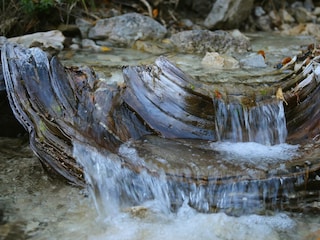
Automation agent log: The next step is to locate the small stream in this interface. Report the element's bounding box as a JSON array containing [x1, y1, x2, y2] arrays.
[[1, 33, 320, 239]]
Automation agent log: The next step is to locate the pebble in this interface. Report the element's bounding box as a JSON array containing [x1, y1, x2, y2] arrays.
[[240, 53, 267, 68], [201, 52, 239, 69]]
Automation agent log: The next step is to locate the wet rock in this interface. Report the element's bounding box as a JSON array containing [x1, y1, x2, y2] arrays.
[[279, 9, 296, 24], [252, 6, 271, 31], [269, 10, 283, 28], [0, 36, 7, 46], [282, 23, 320, 39], [133, 40, 170, 54], [126, 206, 149, 219], [304, 0, 315, 11], [182, 0, 213, 15], [169, 30, 251, 54], [8, 30, 65, 54], [313, 7, 320, 16], [201, 52, 239, 69], [204, 0, 254, 29], [81, 39, 101, 51], [75, 18, 94, 39], [57, 24, 81, 38], [254, 6, 266, 17], [88, 13, 167, 47], [240, 53, 267, 68], [291, 6, 315, 23], [81, 39, 112, 52], [180, 19, 194, 29]]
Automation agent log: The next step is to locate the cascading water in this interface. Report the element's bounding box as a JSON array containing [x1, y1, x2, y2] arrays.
[[73, 141, 172, 217], [213, 99, 287, 145], [73, 99, 300, 216]]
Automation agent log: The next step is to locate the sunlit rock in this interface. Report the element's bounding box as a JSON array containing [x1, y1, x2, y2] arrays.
[[281, 23, 320, 39], [201, 52, 239, 69], [279, 9, 295, 23], [8, 30, 65, 54], [240, 53, 267, 68], [88, 13, 167, 47], [204, 0, 254, 29], [170, 30, 251, 54]]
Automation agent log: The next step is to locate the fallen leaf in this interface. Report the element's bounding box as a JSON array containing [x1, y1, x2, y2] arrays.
[[276, 87, 288, 105]]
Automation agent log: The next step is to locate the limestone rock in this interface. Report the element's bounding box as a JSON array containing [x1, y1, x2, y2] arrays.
[[279, 9, 295, 24], [291, 6, 314, 23], [8, 30, 65, 54], [204, 0, 254, 29], [170, 30, 251, 54], [282, 23, 320, 39], [201, 52, 239, 69], [88, 13, 167, 47], [76, 18, 94, 39], [240, 53, 267, 68]]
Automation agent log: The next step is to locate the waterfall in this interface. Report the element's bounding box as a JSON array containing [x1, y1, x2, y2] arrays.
[[73, 141, 171, 217], [213, 100, 287, 145], [73, 100, 297, 216]]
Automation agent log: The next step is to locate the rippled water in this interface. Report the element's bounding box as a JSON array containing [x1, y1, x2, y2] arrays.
[[1, 33, 320, 239]]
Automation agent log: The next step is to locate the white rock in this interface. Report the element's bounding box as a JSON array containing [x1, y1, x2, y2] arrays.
[[8, 30, 65, 53], [201, 52, 239, 69], [240, 53, 267, 68]]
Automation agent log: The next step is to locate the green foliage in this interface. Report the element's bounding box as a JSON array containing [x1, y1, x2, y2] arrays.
[[19, 0, 95, 15], [20, 0, 55, 13]]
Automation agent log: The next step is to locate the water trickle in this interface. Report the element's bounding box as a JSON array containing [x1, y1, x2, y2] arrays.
[[73, 141, 171, 217], [213, 100, 287, 145]]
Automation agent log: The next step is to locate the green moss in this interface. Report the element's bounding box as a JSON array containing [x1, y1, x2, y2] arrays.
[[259, 88, 269, 96]]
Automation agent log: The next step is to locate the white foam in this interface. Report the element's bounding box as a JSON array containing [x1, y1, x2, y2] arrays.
[[210, 141, 300, 164], [73, 140, 299, 240], [88, 204, 296, 240]]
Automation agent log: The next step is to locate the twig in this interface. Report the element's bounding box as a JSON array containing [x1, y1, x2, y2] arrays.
[[140, 0, 153, 18], [168, 9, 178, 22]]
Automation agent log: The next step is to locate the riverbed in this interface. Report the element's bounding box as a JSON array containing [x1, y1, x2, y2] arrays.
[[1, 33, 320, 240]]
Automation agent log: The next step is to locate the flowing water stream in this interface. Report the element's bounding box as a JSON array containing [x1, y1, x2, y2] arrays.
[[1, 33, 320, 239]]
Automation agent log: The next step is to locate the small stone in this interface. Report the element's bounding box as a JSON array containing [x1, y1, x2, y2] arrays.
[[254, 6, 266, 17], [255, 15, 272, 31], [304, 0, 314, 11], [202, 52, 224, 69], [126, 206, 149, 219], [279, 9, 295, 23], [240, 53, 267, 68], [313, 7, 320, 16], [201, 52, 239, 69], [69, 43, 80, 50], [81, 39, 100, 51], [76, 18, 94, 39], [180, 19, 194, 29], [292, 6, 314, 23]]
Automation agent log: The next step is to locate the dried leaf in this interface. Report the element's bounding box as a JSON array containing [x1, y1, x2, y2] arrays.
[[276, 87, 288, 105]]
